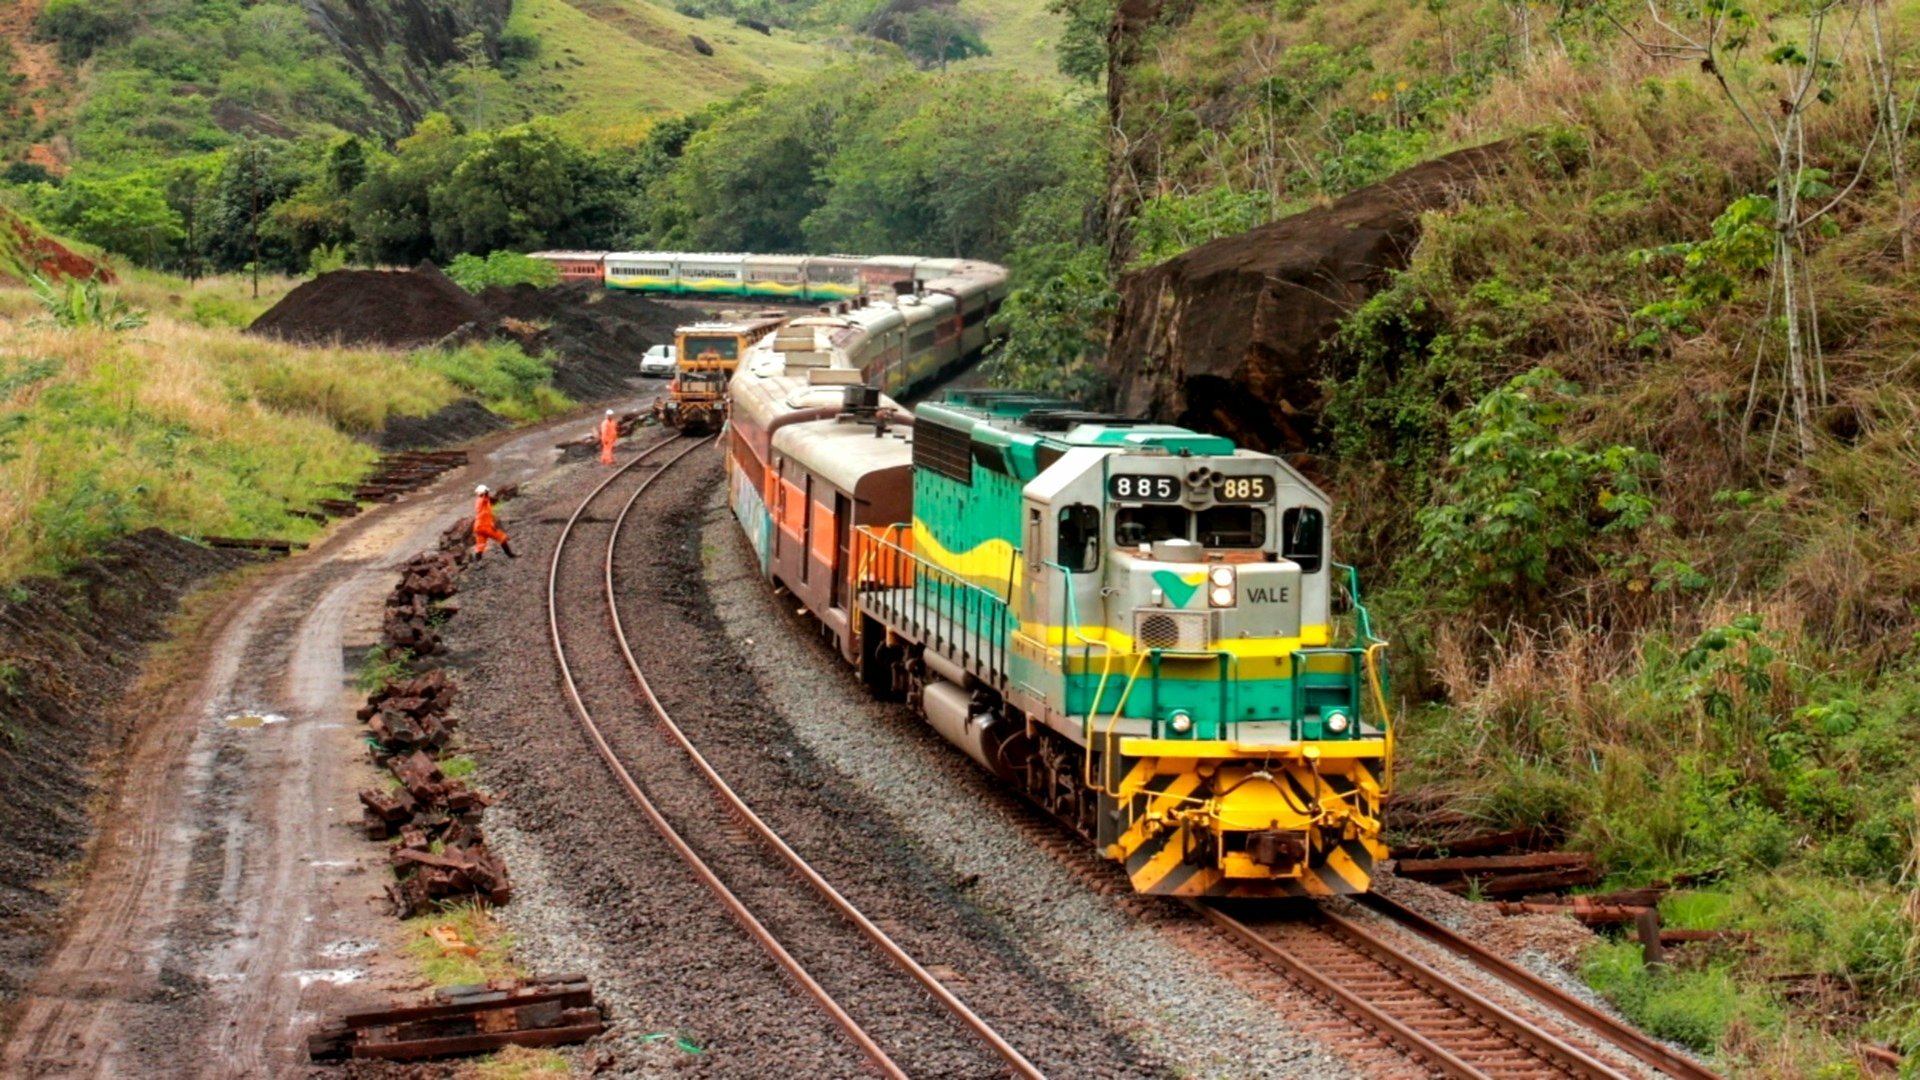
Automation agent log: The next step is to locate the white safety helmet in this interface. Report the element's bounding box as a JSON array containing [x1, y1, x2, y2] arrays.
[[606, 408, 615, 416], [475, 484, 489, 496]]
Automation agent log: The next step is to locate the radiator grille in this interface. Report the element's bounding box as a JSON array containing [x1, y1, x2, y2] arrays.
[[1134, 610, 1210, 651]]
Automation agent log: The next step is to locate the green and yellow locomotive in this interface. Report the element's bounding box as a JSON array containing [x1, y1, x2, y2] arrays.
[[729, 379, 1392, 897]]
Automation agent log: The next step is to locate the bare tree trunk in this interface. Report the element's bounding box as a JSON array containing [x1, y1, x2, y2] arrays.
[[1869, 0, 1913, 267]]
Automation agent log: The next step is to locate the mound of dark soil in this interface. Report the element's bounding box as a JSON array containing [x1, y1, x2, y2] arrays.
[[369, 398, 509, 452], [0, 531, 254, 1003], [249, 261, 492, 349], [255, 268, 686, 447], [477, 281, 683, 401]]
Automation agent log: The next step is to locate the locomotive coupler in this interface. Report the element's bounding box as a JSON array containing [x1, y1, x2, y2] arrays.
[[1247, 828, 1308, 869]]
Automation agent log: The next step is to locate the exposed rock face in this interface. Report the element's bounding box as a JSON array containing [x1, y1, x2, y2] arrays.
[[298, 0, 512, 126], [1103, 142, 1511, 455]]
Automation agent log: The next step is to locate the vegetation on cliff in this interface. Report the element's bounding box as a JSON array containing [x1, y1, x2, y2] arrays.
[[1078, 0, 1920, 1068]]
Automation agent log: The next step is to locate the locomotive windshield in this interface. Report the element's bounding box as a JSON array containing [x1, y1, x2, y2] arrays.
[[682, 335, 741, 359], [1114, 506, 1267, 548]]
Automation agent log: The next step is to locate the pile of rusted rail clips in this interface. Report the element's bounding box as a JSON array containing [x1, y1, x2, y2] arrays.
[[355, 545, 513, 917], [309, 975, 602, 1063], [383, 550, 460, 657]]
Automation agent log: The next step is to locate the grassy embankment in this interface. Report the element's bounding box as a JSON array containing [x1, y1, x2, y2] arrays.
[[0, 272, 570, 584], [1106, 0, 1920, 1071], [1342, 29, 1920, 1079]]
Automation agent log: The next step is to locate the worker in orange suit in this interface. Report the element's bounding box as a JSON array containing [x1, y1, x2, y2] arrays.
[[472, 484, 516, 558], [598, 409, 619, 465]]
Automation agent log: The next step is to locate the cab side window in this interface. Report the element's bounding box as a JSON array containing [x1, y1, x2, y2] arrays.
[[1281, 507, 1324, 573], [1057, 505, 1100, 572]]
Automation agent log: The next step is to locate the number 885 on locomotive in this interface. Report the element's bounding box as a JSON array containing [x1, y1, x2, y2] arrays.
[[839, 392, 1394, 898]]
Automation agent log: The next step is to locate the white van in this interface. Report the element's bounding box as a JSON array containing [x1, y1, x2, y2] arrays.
[[640, 343, 676, 377]]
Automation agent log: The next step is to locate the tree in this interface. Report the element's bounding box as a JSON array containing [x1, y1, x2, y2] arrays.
[[36, 0, 137, 65], [1049, 0, 1112, 84], [657, 69, 881, 251], [1611, 0, 1903, 461], [805, 72, 1092, 259], [449, 31, 512, 131], [428, 121, 583, 255], [349, 114, 470, 265], [40, 172, 184, 266], [161, 154, 224, 279], [898, 9, 989, 70]]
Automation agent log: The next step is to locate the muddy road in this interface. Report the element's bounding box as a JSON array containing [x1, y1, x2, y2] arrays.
[[0, 391, 661, 1079]]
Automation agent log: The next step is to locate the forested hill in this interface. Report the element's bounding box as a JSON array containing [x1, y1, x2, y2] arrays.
[[0, 0, 1064, 171]]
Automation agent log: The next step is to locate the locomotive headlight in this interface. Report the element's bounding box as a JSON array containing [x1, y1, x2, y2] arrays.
[[1324, 710, 1351, 734], [1169, 710, 1194, 734], [1208, 566, 1235, 608]]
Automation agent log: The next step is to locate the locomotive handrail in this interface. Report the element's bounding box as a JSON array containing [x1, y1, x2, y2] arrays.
[[857, 530, 1010, 681]]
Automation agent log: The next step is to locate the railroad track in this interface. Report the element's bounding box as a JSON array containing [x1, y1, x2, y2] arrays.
[[545, 433, 1044, 1080], [1200, 900, 1720, 1080]]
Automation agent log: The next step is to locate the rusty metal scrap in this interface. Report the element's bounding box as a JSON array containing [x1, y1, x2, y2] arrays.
[[307, 976, 601, 1062], [1397, 850, 1602, 895]]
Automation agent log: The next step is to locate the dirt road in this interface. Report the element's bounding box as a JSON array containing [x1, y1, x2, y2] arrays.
[[0, 397, 659, 1078]]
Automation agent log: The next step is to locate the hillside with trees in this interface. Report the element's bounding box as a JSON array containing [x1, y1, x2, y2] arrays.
[[1001, 0, 1919, 1071]]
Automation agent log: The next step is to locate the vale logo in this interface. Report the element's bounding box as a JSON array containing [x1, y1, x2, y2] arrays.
[[1151, 570, 1207, 608]]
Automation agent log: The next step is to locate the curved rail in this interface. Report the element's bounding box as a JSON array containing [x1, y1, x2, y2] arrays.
[[548, 432, 1045, 1079], [1361, 894, 1721, 1080], [1199, 902, 1633, 1079], [546, 435, 908, 1079], [601, 440, 1046, 1080]]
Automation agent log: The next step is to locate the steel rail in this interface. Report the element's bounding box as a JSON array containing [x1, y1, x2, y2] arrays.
[[1314, 905, 1630, 1078], [1200, 902, 1635, 1079], [1196, 902, 1492, 1080], [602, 442, 1048, 1080], [545, 434, 910, 1080], [1362, 893, 1723, 1080]]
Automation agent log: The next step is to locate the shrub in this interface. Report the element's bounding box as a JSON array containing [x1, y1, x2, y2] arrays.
[[29, 275, 148, 332], [444, 250, 561, 293], [36, 0, 137, 65], [1414, 367, 1659, 609], [1582, 939, 1780, 1052]]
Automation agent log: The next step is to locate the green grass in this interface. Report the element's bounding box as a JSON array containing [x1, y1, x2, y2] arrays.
[[0, 287, 569, 583], [950, 0, 1067, 83], [401, 902, 520, 988], [506, 0, 838, 141], [464, 1047, 574, 1080], [1582, 939, 1782, 1054], [438, 755, 479, 780]]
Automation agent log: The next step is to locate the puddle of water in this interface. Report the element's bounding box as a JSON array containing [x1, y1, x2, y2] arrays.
[[223, 712, 290, 729], [319, 940, 379, 960], [292, 968, 366, 988]]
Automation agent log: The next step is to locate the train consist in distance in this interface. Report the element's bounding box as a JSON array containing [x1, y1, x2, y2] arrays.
[[724, 325, 1394, 898], [529, 250, 1010, 434]]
